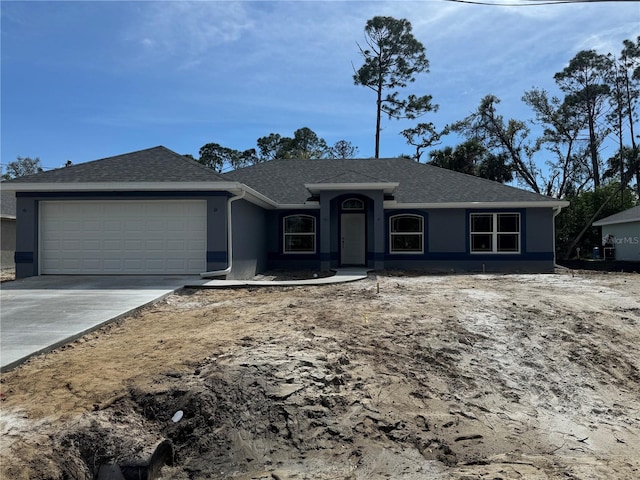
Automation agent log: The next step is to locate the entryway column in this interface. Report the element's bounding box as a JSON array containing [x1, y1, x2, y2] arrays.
[[320, 194, 332, 271], [372, 191, 385, 270]]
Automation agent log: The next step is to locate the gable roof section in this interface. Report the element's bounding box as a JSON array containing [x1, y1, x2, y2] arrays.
[[593, 205, 640, 226], [6, 146, 225, 184], [224, 158, 565, 206]]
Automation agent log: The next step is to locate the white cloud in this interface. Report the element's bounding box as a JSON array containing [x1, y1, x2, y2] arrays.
[[120, 2, 255, 70]]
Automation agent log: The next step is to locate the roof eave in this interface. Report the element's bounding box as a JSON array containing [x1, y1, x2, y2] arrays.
[[0, 181, 241, 192], [593, 218, 640, 227], [1, 181, 281, 209], [384, 200, 571, 209], [305, 182, 399, 195]]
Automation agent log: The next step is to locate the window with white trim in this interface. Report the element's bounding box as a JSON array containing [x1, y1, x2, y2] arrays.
[[390, 214, 424, 253], [470, 213, 520, 253], [283, 215, 316, 253]]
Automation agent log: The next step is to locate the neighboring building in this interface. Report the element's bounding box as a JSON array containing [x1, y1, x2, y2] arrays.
[[2, 146, 569, 279], [593, 205, 640, 262], [0, 189, 17, 270]]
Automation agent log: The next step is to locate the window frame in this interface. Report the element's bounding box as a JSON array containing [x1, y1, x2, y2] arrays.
[[389, 214, 424, 254], [470, 212, 521, 254], [283, 214, 316, 254], [341, 198, 365, 211]]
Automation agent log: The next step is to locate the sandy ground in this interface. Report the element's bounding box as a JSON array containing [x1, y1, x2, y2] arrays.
[[1, 270, 639, 479], [0, 268, 15, 283]]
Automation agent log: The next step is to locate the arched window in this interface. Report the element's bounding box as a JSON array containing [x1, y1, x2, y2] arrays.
[[389, 214, 423, 253], [283, 215, 316, 253], [342, 198, 364, 210]]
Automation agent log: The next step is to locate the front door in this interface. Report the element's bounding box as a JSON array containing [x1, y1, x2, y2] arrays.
[[341, 213, 366, 265]]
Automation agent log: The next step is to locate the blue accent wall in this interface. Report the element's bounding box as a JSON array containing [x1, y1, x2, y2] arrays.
[[14, 196, 38, 278], [266, 209, 321, 271], [383, 207, 556, 273]]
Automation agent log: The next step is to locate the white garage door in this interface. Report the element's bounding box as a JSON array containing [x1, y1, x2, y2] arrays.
[[40, 200, 207, 274]]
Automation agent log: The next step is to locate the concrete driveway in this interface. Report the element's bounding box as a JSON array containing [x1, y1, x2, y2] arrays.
[[1, 275, 199, 371]]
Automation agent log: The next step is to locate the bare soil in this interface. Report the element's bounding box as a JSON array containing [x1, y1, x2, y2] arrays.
[[0, 268, 15, 283], [1, 270, 639, 479]]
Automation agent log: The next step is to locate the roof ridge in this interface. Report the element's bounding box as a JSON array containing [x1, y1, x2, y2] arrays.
[[418, 161, 557, 201], [10, 145, 171, 180], [157, 146, 227, 180], [316, 168, 391, 183]]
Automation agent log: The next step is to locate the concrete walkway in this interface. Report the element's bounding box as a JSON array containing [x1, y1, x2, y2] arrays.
[[187, 268, 371, 288], [0, 270, 370, 371], [0, 275, 196, 371]]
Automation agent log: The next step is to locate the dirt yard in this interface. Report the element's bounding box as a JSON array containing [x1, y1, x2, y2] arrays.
[[1, 270, 639, 479]]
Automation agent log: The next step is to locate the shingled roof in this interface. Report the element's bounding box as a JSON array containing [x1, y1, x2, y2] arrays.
[[593, 205, 640, 226], [6, 146, 225, 184], [224, 158, 561, 205]]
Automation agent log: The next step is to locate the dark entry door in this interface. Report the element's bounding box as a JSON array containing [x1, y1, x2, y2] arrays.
[[340, 213, 366, 265]]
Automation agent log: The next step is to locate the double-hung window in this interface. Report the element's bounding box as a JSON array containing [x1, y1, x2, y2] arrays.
[[389, 214, 424, 253], [470, 213, 520, 253], [283, 215, 316, 253]]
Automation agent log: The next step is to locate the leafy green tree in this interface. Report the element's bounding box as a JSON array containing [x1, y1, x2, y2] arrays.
[[256, 133, 288, 161], [429, 139, 512, 183], [199, 129, 359, 170], [554, 50, 613, 188], [605, 37, 640, 196], [522, 88, 591, 197], [198, 143, 257, 172], [401, 122, 443, 162], [604, 146, 640, 197], [353, 16, 435, 158], [328, 140, 359, 159], [556, 182, 637, 260], [257, 127, 329, 160], [290, 127, 328, 159], [2, 156, 43, 180], [452, 95, 542, 193]]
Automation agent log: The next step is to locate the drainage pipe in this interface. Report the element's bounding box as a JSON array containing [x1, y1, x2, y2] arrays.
[[200, 190, 246, 278], [552, 205, 564, 269]]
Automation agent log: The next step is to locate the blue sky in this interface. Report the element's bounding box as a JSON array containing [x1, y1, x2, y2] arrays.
[[1, 0, 638, 174]]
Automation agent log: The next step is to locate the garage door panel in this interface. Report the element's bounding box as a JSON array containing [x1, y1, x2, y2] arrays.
[[145, 239, 163, 250], [40, 200, 207, 274]]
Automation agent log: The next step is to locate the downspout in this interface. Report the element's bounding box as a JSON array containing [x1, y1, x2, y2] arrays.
[[200, 190, 246, 278], [552, 205, 564, 269]]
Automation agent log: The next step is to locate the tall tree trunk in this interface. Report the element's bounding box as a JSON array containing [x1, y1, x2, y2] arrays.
[[624, 73, 636, 152], [588, 112, 600, 187], [375, 80, 382, 159]]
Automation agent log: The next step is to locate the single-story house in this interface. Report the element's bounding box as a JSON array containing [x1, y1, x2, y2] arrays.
[[592, 205, 640, 262], [0, 189, 17, 270], [2, 146, 569, 279]]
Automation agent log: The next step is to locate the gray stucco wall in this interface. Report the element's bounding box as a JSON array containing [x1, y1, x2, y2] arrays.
[[228, 198, 267, 279], [1, 218, 16, 270], [601, 222, 640, 261]]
